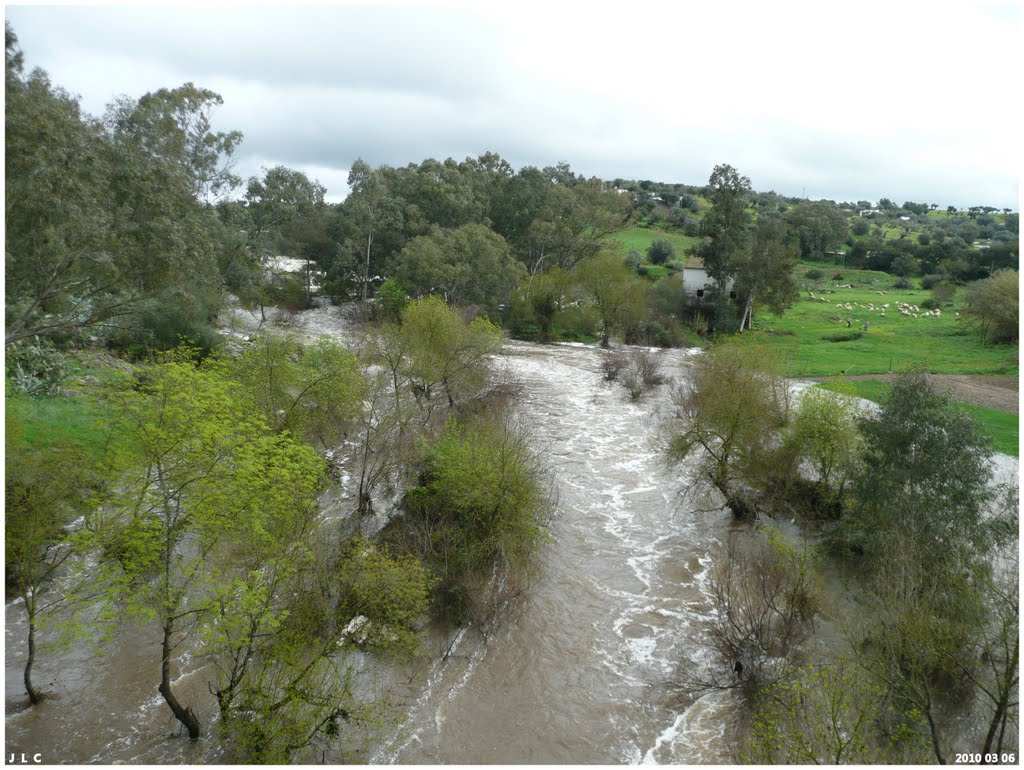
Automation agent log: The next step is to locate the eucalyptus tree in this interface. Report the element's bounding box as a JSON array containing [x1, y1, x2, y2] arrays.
[[5, 25, 127, 345], [387, 223, 525, 313], [694, 163, 753, 293], [346, 159, 403, 302]]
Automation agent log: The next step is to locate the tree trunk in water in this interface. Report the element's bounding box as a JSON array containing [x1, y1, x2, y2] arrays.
[[709, 471, 757, 520], [25, 611, 41, 705], [159, 621, 201, 740]]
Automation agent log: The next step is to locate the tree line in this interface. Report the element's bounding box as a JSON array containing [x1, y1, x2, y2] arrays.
[[666, 346, 1018, 763], [6, 24, 552, 760]]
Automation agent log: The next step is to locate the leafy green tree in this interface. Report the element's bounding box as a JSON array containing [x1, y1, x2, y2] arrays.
[[398, 296, 503, 411], [5, 27, 127, 345], [746, 660, 930, 764], [843, 371, 1007, 568], [244, 165, 328, 256], [576, 251, 648, 347], [107, 82, 242, 202], [84, 360, 295, 740], [785, 385, 863, 503], [5, 412, 101, 704], [346, 159, 403, 302], [962, 269, 1019, 344], [525, 177, 634, 277], [396, 415, 549, 623], [646, 239, 675, 265], [733, 217, 799, 331], [227, 333, 366, 447], [694, 164, 752, 293], [667, 342, 791, 519], [387, 223, 525, 313], [785, 201, 849, 260], [839, 372, 1015, 761]]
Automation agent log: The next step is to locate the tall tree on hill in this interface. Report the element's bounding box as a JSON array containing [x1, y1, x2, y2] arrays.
[[785, 201, 848, 260], [524, 177, 634, 288], [346, 159, 402, 302], [107, 82, 243, 203], [695, 164, 753, 293], [733, 217, 799, 331]]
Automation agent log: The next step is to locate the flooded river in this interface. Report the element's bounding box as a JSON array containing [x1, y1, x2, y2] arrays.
[[5, 304, 1017, 763]]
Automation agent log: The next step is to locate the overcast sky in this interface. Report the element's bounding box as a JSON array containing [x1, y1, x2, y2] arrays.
[[5, 1, 1021, 208]]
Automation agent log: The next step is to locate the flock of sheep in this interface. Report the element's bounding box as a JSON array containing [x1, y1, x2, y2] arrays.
[[807, 288, 957, 322]]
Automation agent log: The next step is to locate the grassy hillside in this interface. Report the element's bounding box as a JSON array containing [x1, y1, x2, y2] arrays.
[[743, 267, 1018, 377], [610, 227, 698, 259]]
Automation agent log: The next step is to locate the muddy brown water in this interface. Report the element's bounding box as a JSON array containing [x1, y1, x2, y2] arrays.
[[6, 305, 1017, 764]]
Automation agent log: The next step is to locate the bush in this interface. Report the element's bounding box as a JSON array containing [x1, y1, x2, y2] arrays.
[[5, 338, 69, 397], [619, 349, 666, 401], [374, 277, 408, 322], [646, 239, 676, 266], [831, 273, 844, 281], [699, 527, 821, 691], [600, 351, 626, 382], [821, 331, 863, 342], [893, 276, 912, 289], [624, 250, 643, 272], [920, 273, 944, 290], [394, 416, 550, 625], [805, 269, 823, 281], [109, 299, 222, 359]]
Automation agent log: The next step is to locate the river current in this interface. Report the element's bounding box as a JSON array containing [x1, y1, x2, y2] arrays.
[[4, 304, 1017, 764]]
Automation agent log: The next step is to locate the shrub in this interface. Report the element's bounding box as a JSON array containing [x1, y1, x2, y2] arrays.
[[831, 272, 844, 281], [619, 349, 666, 401], [821, 331, 863, 342], [920, 273, 944, 290], [374, 277, 408, 322], [395, 416, 550, 625], [805, 269, 824, 281], [624, 250, 643, 272], [5, 338, 69, 397], [646, 239, 676, 266], [600, 351, 627, 382], [893, 276, 912, 289]]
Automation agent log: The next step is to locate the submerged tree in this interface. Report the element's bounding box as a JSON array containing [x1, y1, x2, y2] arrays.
[[5, 414, 99, 704], [666, 342, 791, 519], [85, 360, 293, 740]]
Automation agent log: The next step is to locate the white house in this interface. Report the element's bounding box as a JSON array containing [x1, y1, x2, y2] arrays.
[[683, 256, 734, 298]]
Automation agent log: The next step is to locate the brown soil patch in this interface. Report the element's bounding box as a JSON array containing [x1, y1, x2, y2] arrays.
[[804, 373, 1019, 414]]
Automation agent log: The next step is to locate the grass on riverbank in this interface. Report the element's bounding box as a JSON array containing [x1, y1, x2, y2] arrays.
[[815, 379, 1018, 457]]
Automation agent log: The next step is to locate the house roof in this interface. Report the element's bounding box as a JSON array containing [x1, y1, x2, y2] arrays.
[[685, 256, 705, 269]]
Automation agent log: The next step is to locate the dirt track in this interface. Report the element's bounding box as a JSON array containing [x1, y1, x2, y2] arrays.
[[805, 373, 1019, 414]]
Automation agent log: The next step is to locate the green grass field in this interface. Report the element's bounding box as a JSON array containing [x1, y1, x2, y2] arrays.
[[744, 267, 1018, 378], [7, 393, 110, 453], [815, 379, 1018, 457], [610, 227, 698, 259]]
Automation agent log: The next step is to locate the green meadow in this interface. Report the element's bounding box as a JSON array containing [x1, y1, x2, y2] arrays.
[[610, 227, 698, 260], [815, 378, 1019, 457], [743, 267, 1017, 378]]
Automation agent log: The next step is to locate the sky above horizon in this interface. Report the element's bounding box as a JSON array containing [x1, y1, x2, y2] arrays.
[[5, 1, 1021, 208]]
